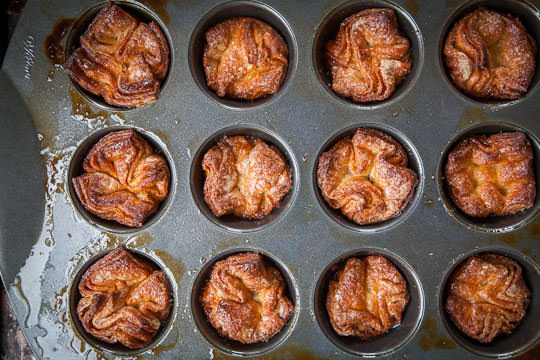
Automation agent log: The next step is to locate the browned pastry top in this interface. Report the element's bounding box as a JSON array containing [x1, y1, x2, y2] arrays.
[[326, 8, 411, 103], [202, 136, 291, 219], [444, 7, 536, 100], [64, 2, 170, 108], [203, 17, 288, 100], [326, 256, 409, 339], [77, 247, 172, 348], [445, 132, 535, 217], [201, 252, 294, 344], [72, 129, 170, 227], [445, 254, 530, 343], [317, 128, 418, 225]]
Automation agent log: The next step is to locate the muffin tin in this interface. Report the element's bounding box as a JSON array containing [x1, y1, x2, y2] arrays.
[[0, 0, 539, 359]]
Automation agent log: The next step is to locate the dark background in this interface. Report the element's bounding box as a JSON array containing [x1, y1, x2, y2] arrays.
[[1, 1, 36, 359]]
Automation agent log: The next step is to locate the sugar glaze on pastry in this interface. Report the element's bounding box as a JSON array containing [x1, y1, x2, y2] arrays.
[[202, 136, 291, 219], [326, 8, 411, 103], [326, 256, 410, 338], [317, 128, 417, 225], [445, 253, 530, 343], [201, 252, 294, 344], [77, 247, 172, 348]]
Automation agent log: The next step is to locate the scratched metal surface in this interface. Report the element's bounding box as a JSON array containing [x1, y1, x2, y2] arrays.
[[0, 0, 539, 359]]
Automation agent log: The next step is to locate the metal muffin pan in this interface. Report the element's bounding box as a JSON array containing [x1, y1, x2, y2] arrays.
[[0, 0, 539, 359]]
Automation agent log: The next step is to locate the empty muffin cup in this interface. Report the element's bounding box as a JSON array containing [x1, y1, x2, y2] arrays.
[[312, 0, 424, 109], [68, 247, 177, 356], [439, 247, 540, 357], [190, 248, 299, 356], [438, 0, 540, 107], [188, 0, 298, 110], [314, 248, 424, 356], [437, 122, 540, 233], [67, 126, 176, 233], [313, 123, 424, 233], [64, 0, 174, 111], [190, 124, 299, 233]]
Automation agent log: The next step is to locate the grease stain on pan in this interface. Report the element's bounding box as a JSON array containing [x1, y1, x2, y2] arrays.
[[44, 17, 75, 80], [150, 326, 179, 357], [491, 217, 540, 246], [138, 0, 172, 25], [210, 344, 328, 360], [404, 0, 420, 16], [151, 128, 171, 147], [456, 107, 488, 132], [125, 232, 154, 249], [69, 86, 126, 130], [419, 317, 457, 351], [150, 249, 185, 286]]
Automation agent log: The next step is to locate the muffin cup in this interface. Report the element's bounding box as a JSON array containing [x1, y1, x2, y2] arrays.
[[437, 122, 540, 233], [188, 0, 298, 110], [64, 0, 174, 111], [313, 248, 425, 356], [439, 247, 540, 358], [190, 248, 299, 356], [438, 0, 540, 108], [67, 125, 176, 233], [68, 247, 177, 356], [189, 124, 299, 233], [312, 123, 424, 233], [312, 0, 424, 110]]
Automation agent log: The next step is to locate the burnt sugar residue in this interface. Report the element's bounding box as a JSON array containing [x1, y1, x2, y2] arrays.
[[212, 345, 328, 360], [139, 0, 171, 25], [492, 217, 540, 246], [419, 317, 457, 351], [150, 326, 179, 357], [126, 232, 154, 249], [69, 86, 125, 128], [456, 107, 488, 132], [215, 238, 241, 252], [152, 129, 171, 148], [45, 18, 75, 69], [404, 0, 420, 16]]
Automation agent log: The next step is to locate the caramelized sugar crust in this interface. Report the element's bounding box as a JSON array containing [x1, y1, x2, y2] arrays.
[[445, 132, 535, 217], [317, 128, 418, 225], [202, 136, 291, 219], [326, 8, 412, 103], [326, 256, 410, 339], [444, 7, 536, 100], [65, 3, 170, 108], [445, 254, 530, 343], [203, 17, 288, 100], [77, 247, 172, 348], [72, 129, 170, 227], [201, 252, 294, 344]]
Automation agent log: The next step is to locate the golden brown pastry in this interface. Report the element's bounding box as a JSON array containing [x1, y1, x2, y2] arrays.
[[65, 2, 170, 108], [327, 256, 409, 338], [201, 252, 294, 344], [326, 8, 411, 103], [203, 17, 288, 100], [317, 128, 417, 225], [72, 129, 170, 227], [444, 7, 536, 100], [202, 136, 291, 219], [445, 254, 530, 343], [445, 132, 535, 217], [77, 247, 172, 348]]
